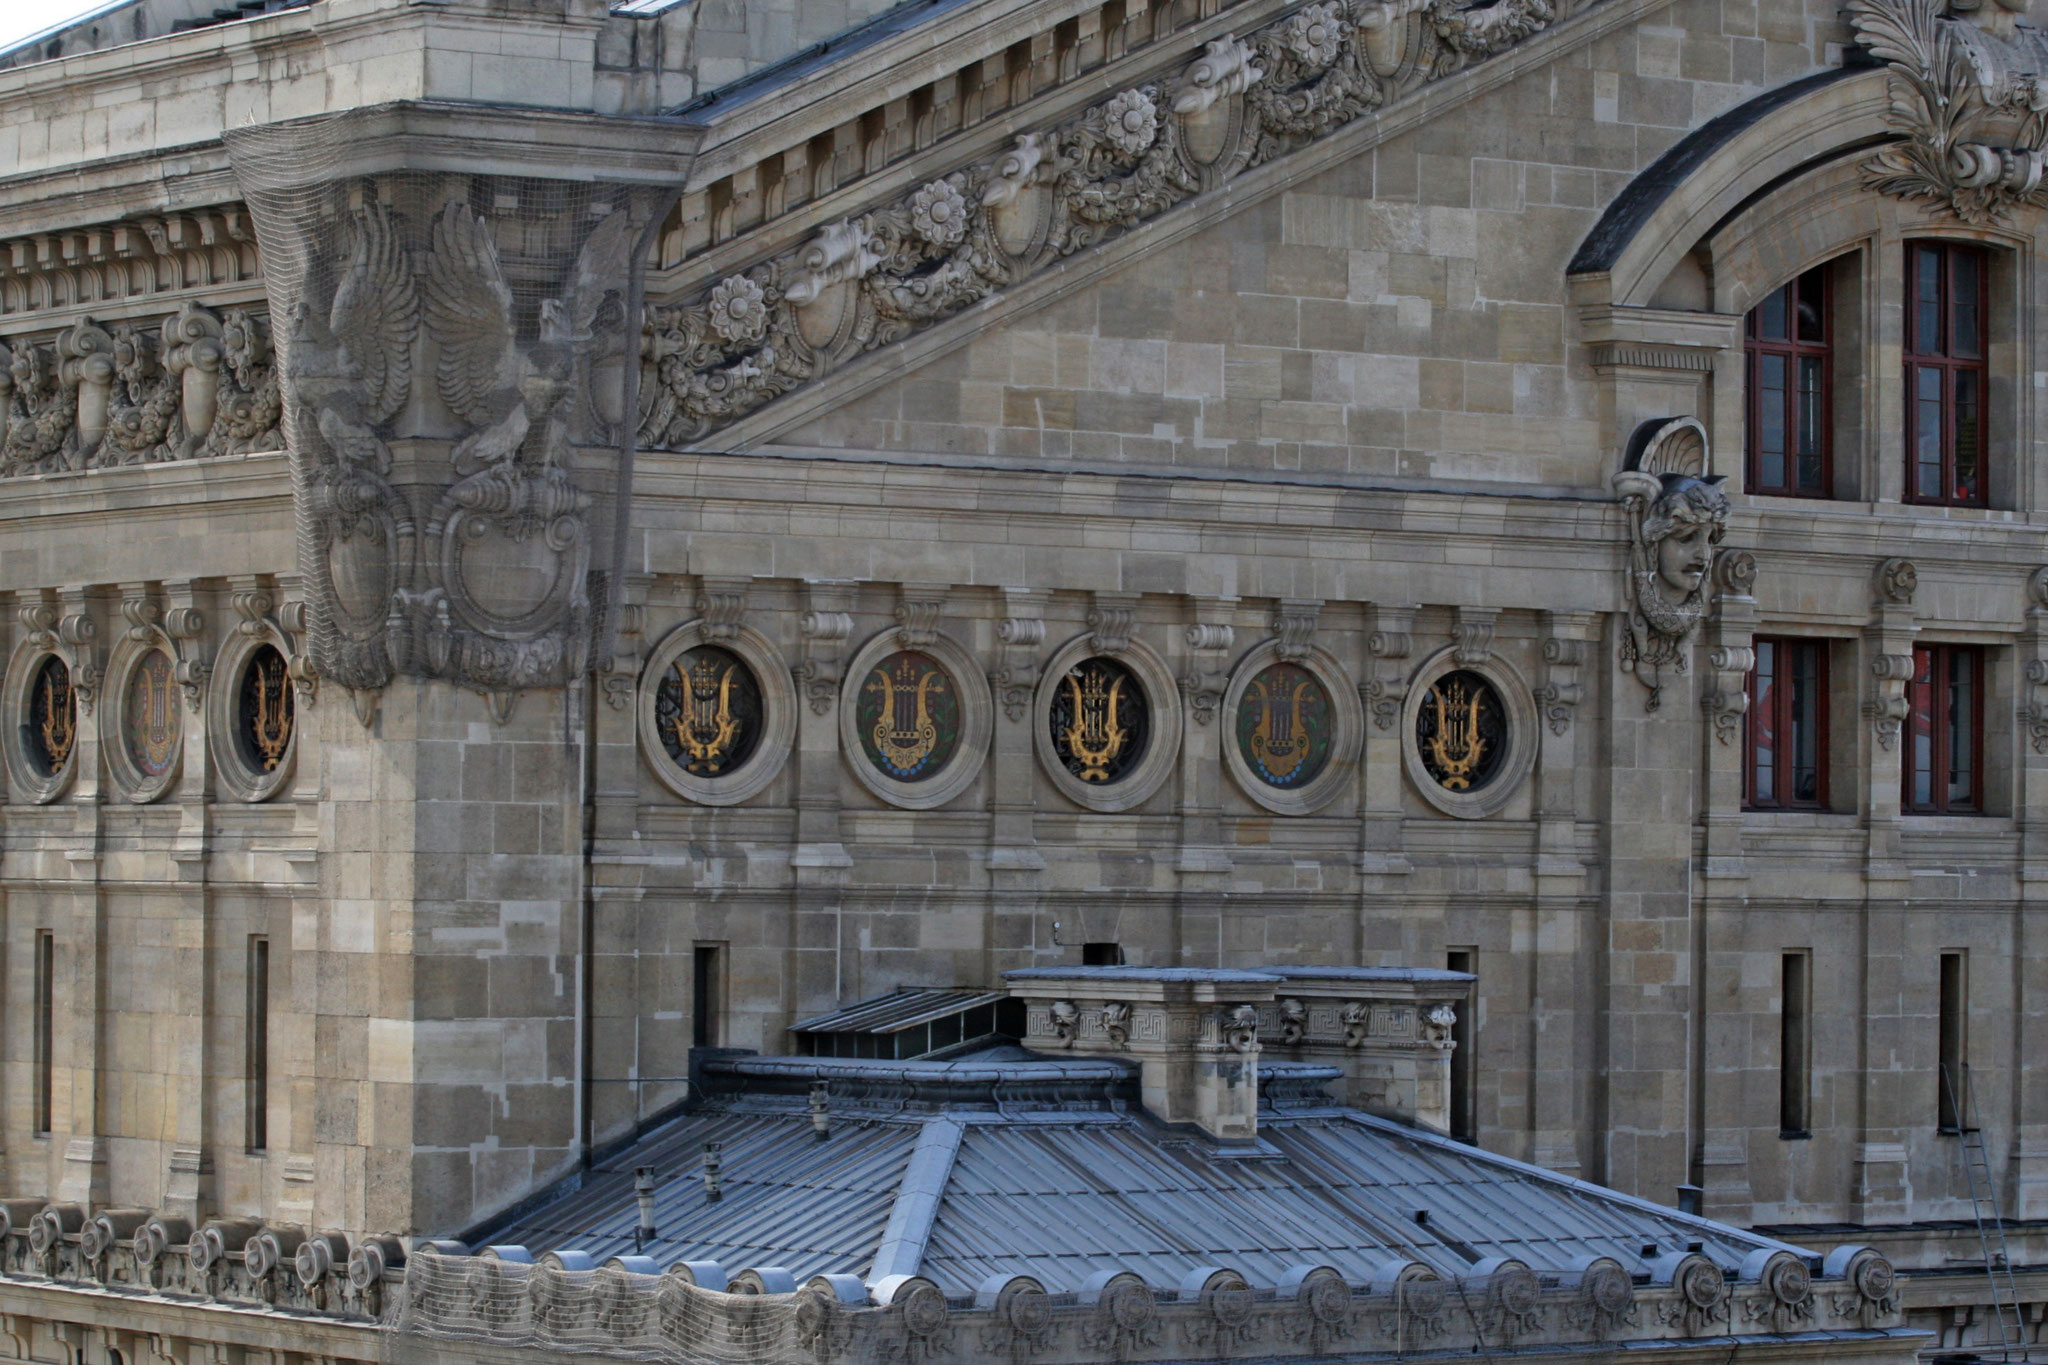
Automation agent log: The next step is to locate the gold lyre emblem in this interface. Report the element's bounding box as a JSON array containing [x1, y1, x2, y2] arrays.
[[1245, 671, 1310, 782], [673, 654, 742, 774], [249, 652, 293, 772], [865, 654, 949, 776], [36, 664, 75, 772], [1061, 663, 1130, 782], [1424, 678, 1488, 790], [127, 652, 178, 774]]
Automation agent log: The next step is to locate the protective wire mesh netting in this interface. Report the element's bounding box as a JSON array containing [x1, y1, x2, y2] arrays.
[[222, 109, 662, 692]]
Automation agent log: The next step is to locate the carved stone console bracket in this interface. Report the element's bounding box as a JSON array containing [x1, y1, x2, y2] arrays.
[[222, 104, 683, 713], [1535, 612, 1598, 737], [1613, 416, 1729, 712], [1363, 605, 1418, 731], [1700, 647, 1757, 747], [1181, 601, 1237, 727], [1848, 0, 2048, 224], [696, 577, 752, 643], [1272, 599, 1321, 662], [1088, 592, 1140, 656], [2025, 566, 2048, 755], [992, 588, 1049, 723], [796, 580, 857, 716], [1451, 606, 1497, 666], [1864, 652, 1916, 753]]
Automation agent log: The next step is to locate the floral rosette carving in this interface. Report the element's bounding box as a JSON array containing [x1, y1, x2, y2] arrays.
[[636, 0, 1565, 446]]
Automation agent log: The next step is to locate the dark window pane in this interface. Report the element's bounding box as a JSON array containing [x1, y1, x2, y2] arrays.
[[1759, 353, 1788, 488], [1791, 644, 1820, 804], [1909, 650, 1936, 808], [1914, 247, 1943, 354], [1753, 643, 1777, 805], [1797, 355, 1825, 491], [1954, 367, 1981, 501], [1758, 283, 1789, 342], [1952, 249, 1981, 358], [1796, 270, 1826, 343], [1948, 650, 1976, 807], [1915, 366, 1945, 498]]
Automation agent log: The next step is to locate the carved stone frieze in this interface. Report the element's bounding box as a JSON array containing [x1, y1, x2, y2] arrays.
[[638, 0, 1571, 445], [1849, 0, 2048, 223], [1613, 418, 1730, 711], [225, 114, 674, 706], [0, 304, 280, 477]]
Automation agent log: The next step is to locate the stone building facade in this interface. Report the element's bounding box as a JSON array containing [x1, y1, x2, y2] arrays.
[[0, 0, 2044, 1355]]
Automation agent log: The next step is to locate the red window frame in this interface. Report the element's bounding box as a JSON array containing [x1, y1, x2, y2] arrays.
[[1904, 643, 1985, 814], [1745, 267, 1833, 497], [1744, 637, 1830, 811], [1904, 242, 1989, 508]]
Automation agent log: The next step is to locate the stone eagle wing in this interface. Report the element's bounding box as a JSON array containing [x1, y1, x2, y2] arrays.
[[423, 201, 523, 429], [327, 202, 418, 428], [562, 208, 638, 342]]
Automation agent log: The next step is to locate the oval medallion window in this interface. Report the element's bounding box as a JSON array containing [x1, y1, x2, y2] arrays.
[[25, 656, 77, 778], [856, 650, 963, 782], [1047, 656, 1149, 785], [654, 645, 765, 777], [123, 649, 180, 779], [1234, 660, 1334, 790], [1416, 669, 1509, 794], [235, 645, 295, 777]]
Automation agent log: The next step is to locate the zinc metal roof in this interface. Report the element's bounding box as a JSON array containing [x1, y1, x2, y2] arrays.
[[791, 988, 1007, 1036], [474, 1052, 1808, 1297]]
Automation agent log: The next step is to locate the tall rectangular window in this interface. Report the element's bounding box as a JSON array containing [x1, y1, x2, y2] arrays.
[[1745, 637, 1829, 809], [1780, 952, 1811, 1138], [1446, 948, 1476, 1144], [246, 936, 269, 1153], [1904, 241, 1988, 507], [1746, 266, 1832, 496], [33, 931, 53, 1136], [692, 943, 725, 1050], [1905, 644, 1983, 813], [1938, 951, 1968, 1132]]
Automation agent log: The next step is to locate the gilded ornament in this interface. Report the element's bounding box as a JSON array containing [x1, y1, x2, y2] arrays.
[[1050, 657, 1148, 784], [123, 650, 180, 778], [240, 646, 295, 774], [857, 650, 961, 781], [29, 656, 76, 776], [656, 646, 764, 777], [1416, 669, 1508, 794]]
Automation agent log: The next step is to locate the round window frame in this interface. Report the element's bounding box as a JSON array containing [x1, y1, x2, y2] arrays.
[[207, 629, 299, 804], [1032, 634, 1182, 814], [1220, 642, 1362, 817], [4, 646, 79, 805], [638, 621, 796, 806], [839, 628, 991, 811], [101, 637, 183, 804], [1399, 647, 1537, 821]]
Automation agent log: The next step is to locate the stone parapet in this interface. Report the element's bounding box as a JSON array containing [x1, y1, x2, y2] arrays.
[[1257, 967, 1473, 1133], [1004, 966, 1278, 1146]]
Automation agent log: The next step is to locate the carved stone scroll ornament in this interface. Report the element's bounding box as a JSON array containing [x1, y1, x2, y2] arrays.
[[1612, 418, 1731, 712], [0, 305, 280, 477], [638, 0, 1568, 445], [2023, 566, 2048, 753], [226, 115, 673, 707], [1849, 0, 2048, 223]]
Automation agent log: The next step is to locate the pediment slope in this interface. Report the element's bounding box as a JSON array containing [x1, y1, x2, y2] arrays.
[[640, 0, 1664, 453]]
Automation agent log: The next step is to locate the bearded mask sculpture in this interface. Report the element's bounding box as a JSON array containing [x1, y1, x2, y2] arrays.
[[1613, 418, 1731, 711]]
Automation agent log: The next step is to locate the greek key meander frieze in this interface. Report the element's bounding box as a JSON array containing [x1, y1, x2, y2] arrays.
[[636, 0, 1575, 447]]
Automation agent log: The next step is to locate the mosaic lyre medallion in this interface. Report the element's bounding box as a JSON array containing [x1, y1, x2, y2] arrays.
[[26, 656, 76, 778], [235, 645, 295, 775], [123, 649, 180, 778], [856, 650, 962, 782], [1416, 669, 1508, 793], [1047, 656, 1149, 785], [654, 646, 764, 777], [1234, 660, 1333, 790]]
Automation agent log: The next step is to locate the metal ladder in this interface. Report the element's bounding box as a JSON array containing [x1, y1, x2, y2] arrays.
[[1944, 1062, 2027, 1360]]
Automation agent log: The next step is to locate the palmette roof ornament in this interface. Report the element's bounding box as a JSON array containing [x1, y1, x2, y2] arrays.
[[1849, 0, 2048, 221], [1613, 418, 1730, 712], [639, 0, 1567, 448]]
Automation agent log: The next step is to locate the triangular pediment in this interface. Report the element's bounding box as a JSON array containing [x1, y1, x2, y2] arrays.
[[636, 0, 1674, 457]]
